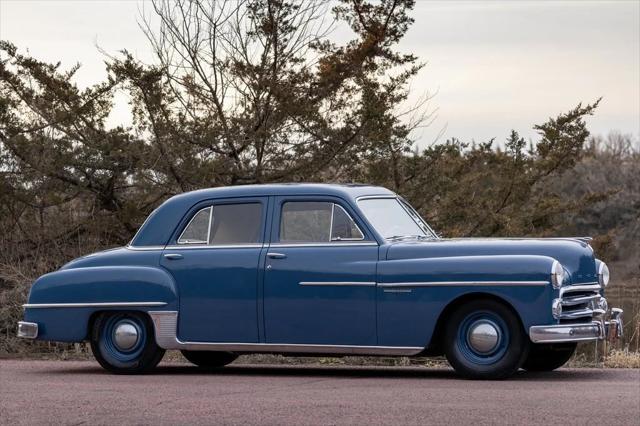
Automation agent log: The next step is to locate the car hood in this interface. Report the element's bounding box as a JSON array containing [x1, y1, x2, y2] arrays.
[[386, 238, 598, 285]]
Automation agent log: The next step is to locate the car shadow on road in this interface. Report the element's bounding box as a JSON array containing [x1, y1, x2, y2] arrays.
[[161, 364, 460, 379], [44, 362, 616, 381], [159, 364, 615, 381]]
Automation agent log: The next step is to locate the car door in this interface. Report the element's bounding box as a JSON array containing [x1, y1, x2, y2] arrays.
[[161, 197, 269, 343], [263, 196, 379, 346]]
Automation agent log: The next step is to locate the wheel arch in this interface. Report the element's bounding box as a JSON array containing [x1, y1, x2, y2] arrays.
[[86, 309, 157, 340], [426, 292, 526, 355]]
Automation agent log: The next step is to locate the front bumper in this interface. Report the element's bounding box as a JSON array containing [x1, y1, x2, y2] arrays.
[[529, 308, 623, 344], [17, 321, 38, 339]]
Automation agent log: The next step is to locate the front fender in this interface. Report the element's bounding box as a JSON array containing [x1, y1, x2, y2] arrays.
[[24, 266, 178, 342], [377, 255, 557, 347]]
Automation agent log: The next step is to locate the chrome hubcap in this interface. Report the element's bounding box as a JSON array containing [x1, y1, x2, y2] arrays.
[[113, 322, 139, 351], [467, 321, 499, 354]]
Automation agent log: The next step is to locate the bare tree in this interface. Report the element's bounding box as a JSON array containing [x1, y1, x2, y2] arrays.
[[111, 0, 429, 186]]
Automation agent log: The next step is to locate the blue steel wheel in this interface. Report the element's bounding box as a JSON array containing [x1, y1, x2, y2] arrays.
[[444, 299, 528, 380], [457, 312, 509, 365], [90, 311, 165, 374]]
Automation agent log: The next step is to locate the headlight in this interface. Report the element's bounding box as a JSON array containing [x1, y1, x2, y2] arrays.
[[598, 261, 610, 288], [550, 260, 565, 289]]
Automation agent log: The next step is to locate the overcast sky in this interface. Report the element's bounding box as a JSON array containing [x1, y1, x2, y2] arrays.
[[1, 0, 638, 147]]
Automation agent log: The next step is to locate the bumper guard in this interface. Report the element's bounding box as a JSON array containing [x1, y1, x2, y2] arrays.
[[529, 308, 623, 344], [17, 321, 38, 339]]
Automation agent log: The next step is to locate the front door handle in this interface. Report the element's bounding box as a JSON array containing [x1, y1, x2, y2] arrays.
[[267, 252, 287, 259], [164, 253, 183, 260]]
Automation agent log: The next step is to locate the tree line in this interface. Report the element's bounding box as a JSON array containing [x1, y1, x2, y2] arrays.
[[1, 0, 638, 353]]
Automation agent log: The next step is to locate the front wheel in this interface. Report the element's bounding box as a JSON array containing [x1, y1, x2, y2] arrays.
[[522, 343, 576, 372], [443, 299, 529, 379], [181, 350, 238, 369], [90, 311, 165, 374]]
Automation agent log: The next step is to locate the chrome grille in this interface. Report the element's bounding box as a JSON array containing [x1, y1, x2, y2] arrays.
[[557, 284, 604, 322]]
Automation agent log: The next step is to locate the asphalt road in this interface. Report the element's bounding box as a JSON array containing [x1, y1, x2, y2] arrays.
[[0, 360, 638, 425]]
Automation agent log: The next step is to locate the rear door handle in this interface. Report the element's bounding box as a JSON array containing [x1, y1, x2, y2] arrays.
[[267, 252, 287, 259], [163, 253, 183, 260]]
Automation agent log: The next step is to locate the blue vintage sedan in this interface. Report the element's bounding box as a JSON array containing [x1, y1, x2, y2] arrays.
[[18, 184, 623, 378]]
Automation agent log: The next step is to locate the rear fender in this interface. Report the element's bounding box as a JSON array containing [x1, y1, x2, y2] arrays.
[[24, 266, 177, 342]]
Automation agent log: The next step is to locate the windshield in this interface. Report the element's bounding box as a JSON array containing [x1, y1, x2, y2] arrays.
[[357, 197, 436, 240]]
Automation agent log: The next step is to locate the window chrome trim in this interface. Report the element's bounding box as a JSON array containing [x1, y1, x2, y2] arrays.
[[130, 242, 380, 250], [329, 203, 335, 241], [378, 281, 549, 288], [176, 206, 212, 245], [299, 281, 377, 287], [164, 244, 264, 250], [23, 302, 168, 309], [269, 242, 378, 248], [149, 311, 422, 355], [206, 206, 213, 244]]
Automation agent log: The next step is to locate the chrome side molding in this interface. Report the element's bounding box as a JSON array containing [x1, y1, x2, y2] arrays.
[[378, 281, 549, 288], [148, 311, 423, 356], [23, 302, 168, 309], [299, 281, 377, 287]]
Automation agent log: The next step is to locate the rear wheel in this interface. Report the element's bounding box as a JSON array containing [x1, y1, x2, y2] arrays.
[[90, 311, 165, 374], [522, 343, 576, 372], [181, 350, 238, 369], [443, 299, 528, 379]]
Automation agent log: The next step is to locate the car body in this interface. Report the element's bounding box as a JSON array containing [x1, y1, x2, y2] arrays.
[[18, 184, 623, 378]]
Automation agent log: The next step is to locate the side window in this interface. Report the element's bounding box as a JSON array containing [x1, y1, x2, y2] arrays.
[[209, 203, 262, 244], [280, 202, 332, 242], [280, 202, 364, 243], [178, 207, 211, 244], [177, 203, 263, 245], [331, 205, 364, 241]]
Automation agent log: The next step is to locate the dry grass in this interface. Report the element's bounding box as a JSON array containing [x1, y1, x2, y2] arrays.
[[568, 349, 640, 368], [603, 350, 640, 368], [604, 275, 640, 353]]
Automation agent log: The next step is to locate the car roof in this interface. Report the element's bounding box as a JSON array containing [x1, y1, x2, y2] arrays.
[[170, 183, 393, 202], [130, 183, 394, 246]]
